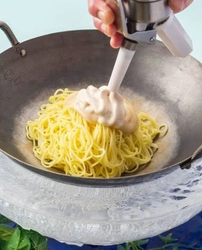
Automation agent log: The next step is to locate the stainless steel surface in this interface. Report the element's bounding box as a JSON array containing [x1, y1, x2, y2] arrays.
[[116, 0, 192, 56], [122, 38, 138, 50], [116, 0, 170, 38], [117, 0, 157, 44], [123, 0, 170, 23], [0, 30, 202, 186]]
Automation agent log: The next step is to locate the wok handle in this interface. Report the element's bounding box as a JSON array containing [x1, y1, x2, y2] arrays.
[[0, 21, 26, 57], [0, 21, 19, 47], [180, 145, 202, 170]]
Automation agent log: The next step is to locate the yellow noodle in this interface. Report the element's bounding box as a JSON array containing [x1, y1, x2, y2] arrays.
[[26, 89, 168, 178]]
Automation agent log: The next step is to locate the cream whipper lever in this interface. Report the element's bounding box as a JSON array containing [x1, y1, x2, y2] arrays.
[[116, 0, 193, 57]]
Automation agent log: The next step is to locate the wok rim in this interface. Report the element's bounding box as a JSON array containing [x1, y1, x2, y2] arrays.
[[0, 148, 190, 187], [0, 29, 201, 187]]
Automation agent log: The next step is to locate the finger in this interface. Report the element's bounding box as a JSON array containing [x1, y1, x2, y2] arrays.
[[88, 0, 115, 25], [110, 33, 124, 48], [169, 0, 194, 13], [93, 17, 117, 37]]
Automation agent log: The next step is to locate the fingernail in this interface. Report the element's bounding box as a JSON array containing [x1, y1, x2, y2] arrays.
[[98, 11, 106, 22]]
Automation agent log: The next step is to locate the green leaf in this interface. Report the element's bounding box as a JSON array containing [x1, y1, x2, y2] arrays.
[[25, 230, 47, 250], [0, 225, 15, 241], [0, 215, 13, 225], [117, 245, 126, 250], [125, 239, 149, 250], [18, 230, 31, 250], [3, 227, 21, 250], [126, 241, 142, 250], [159, 233, 178, 244], [172, 247, 179, 250], [0, 215, 47, 250], [135, 239, 149, 246]]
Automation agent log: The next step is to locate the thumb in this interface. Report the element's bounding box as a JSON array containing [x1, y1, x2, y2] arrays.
[[169, 0, 194, 13]]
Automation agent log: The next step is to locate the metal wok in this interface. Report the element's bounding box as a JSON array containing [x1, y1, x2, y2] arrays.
[[0, 22, 202, 187]]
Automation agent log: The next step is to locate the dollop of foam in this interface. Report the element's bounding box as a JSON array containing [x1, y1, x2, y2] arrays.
[[64, 85, 138, 134]]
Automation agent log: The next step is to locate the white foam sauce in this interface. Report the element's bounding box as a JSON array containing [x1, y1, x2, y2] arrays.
[[65, 85, 138, 134]]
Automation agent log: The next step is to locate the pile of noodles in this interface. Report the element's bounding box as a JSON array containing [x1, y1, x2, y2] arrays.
[[26, 89, 167, 178]]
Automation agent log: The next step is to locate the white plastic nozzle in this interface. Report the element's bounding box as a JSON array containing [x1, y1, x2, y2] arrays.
[[156, 12, 193, 57]]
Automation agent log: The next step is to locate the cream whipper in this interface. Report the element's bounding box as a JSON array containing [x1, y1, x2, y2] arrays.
[[64, 0, 193, 134]]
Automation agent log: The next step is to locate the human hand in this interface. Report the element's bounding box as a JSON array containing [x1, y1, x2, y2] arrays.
[[88, 0, 123, 48], [88, 0, 194, 48], [169, 0, 194, 13]]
